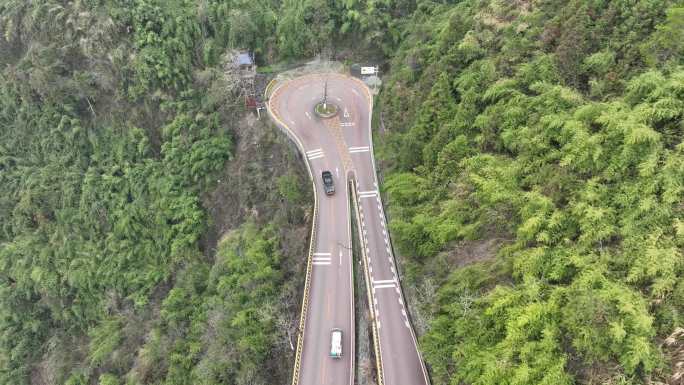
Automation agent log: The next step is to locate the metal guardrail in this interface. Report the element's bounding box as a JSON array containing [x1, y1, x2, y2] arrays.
[[290, 197, 317, 385], [266, 80, 319, 385], [350, 179, 385, 385]]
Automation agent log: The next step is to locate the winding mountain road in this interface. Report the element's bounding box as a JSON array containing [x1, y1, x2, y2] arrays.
[[268, 73, 429, 385]]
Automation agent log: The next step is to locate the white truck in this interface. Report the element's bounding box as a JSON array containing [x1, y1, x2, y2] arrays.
[[330, 328, 343, 359]]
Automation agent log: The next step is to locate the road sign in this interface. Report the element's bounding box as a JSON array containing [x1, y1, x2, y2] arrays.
[[361, 66, 378, 75]]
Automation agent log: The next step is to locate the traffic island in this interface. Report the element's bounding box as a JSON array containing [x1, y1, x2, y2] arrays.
[[314, 102, 338, 118]]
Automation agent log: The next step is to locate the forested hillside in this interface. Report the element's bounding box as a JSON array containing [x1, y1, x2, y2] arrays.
[[0, 1, 312, 384], [377, 1, 684, 384]]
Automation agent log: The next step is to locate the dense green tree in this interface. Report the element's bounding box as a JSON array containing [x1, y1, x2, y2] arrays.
[[378, 1, 684, 384]]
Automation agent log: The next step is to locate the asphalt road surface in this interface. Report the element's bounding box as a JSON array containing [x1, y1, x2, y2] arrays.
[[268, 73, 429, 385]]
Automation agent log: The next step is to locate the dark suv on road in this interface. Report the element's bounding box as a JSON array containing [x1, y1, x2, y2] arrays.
[[322, 171, 335, 195]]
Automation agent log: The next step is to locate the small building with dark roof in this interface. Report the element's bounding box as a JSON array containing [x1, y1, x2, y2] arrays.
[[235, 52, 254, 70]]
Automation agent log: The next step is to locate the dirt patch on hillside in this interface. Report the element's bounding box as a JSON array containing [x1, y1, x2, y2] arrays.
[[445, 238, 509, 268], [201, 112, 312, 255]]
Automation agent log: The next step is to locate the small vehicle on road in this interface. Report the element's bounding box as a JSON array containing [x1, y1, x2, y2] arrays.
[[330, 328, 343, 358], [322, 171, 335, 195]]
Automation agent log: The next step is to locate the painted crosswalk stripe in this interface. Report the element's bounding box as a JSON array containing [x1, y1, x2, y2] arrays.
[[313, 252, 331, 265], [373, 283, 397, 289], [373, 279, 396, 284], [306, 149, 324, 159], [340, 122, 354, 127], [349, 146, 370, 153], [359, 190, 378, 198]]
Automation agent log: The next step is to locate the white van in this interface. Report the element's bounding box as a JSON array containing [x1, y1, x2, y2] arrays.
[[330, 328, 342, 359]]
